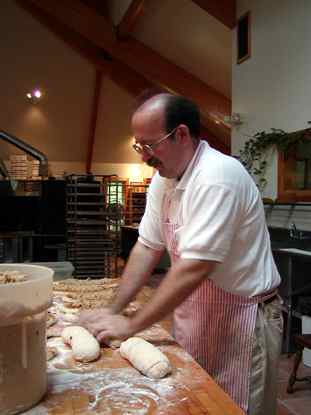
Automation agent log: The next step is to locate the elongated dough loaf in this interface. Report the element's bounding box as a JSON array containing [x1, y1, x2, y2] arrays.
[[120, 337, 171, 379], [62, 326, 100, 362]]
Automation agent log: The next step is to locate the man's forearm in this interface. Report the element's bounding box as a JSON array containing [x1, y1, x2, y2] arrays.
[[110, 241, 164, 314], [130, 258, 216, 333]]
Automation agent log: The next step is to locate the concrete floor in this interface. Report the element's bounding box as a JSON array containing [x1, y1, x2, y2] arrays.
[[277, 353, 311, 415]]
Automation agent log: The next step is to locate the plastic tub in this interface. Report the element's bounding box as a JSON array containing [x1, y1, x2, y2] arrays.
[[0, 264, 53, 414], [31, 261, 74, 281]]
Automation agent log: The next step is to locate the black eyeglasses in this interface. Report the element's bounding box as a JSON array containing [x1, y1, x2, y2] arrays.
[[132, 127, 177, 156]]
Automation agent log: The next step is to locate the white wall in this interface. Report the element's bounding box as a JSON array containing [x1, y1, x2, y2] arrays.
[[232, 0, 311, 200], [0, 1, 152, 179]]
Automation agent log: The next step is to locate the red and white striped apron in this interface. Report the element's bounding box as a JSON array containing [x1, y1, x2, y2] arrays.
[[162, 191, 276, 413]]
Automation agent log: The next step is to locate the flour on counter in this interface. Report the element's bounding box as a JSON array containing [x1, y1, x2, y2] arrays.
[[25, 366, 200, 415]]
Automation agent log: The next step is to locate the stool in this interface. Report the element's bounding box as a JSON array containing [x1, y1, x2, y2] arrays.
[[287, 334, 311, 393]]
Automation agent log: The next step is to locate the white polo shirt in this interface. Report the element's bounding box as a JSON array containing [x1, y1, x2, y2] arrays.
[[138, 141, 280, 297]]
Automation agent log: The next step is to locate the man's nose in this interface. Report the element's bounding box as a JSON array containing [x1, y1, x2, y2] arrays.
[[141, 150, 152, 163]]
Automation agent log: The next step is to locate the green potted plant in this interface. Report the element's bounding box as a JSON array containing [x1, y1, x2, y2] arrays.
[[239, 126, 311, 192]]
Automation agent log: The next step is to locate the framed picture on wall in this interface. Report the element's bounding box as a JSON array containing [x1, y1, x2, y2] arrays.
[[237, 12, 251, 64]]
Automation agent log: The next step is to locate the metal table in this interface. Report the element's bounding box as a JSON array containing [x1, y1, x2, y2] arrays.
[[273, 248, 311, 353]]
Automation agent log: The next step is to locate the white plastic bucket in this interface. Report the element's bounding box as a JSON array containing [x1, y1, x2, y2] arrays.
[[0, 264, 53, 414]]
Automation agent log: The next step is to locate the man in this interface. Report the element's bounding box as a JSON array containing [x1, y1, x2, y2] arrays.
[[80, 93, 283, 414]]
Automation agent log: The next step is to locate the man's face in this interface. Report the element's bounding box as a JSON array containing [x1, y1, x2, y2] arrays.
[[132, 108, 181, 178]]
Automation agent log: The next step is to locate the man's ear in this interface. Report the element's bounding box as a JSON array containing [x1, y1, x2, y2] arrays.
[[177, 124, 191, 142]]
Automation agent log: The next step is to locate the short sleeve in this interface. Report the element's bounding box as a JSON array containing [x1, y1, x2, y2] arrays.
[[179, 184, 241, 261], [138, 177, 165, 251]]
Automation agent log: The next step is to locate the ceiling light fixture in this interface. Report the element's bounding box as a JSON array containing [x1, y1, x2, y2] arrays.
[[26, 88, 43, 104]]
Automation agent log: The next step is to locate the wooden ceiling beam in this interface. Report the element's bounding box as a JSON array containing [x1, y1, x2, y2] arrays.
[[117, 0, 145, 40], [80, 0, 109, 18], [191, 0, 236, 29], [16, 0, 152, 95], [16, 0, 112, 71], [200, 126, 229, 155], [17, 0, 231, 149], [18, 0, 116, 45]]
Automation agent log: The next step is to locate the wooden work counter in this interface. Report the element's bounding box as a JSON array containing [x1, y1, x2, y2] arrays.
[[24, 286, 245, 415]]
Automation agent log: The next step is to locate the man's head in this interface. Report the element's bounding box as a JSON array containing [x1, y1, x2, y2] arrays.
[[131, 93, 200, 178]]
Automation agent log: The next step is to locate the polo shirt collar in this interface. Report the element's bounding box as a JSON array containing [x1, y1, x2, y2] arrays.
[[175, 140, 207, 190]]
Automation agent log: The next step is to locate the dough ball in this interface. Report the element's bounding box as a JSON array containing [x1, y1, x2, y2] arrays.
[[120, 337, 171, 379], [62, 326, 100, 362]]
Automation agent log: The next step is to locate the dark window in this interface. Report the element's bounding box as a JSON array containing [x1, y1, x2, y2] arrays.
[[237, 12, 251, 64]]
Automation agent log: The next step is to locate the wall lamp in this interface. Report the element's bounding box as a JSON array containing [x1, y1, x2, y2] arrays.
[[223, 113, 243, 126], [209, 111, 244, 128], [26, 88, 43, 104]]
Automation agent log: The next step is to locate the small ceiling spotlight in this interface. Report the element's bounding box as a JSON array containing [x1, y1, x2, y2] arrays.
[[26, 88, 43, 104]]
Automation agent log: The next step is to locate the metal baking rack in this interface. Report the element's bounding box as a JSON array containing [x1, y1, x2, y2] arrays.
[[66, 174, 124, 278]]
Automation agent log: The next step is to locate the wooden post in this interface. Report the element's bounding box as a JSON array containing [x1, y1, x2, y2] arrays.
[[86, 69, 102, 174]]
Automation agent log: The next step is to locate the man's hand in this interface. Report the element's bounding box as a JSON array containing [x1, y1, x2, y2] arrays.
[[78, 307, 115, 328], [90, 314, 136, 344], [78, 308, 136, 344]]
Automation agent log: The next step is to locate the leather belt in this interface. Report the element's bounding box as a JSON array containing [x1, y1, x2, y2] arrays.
[[262, 294, 278, 305]]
